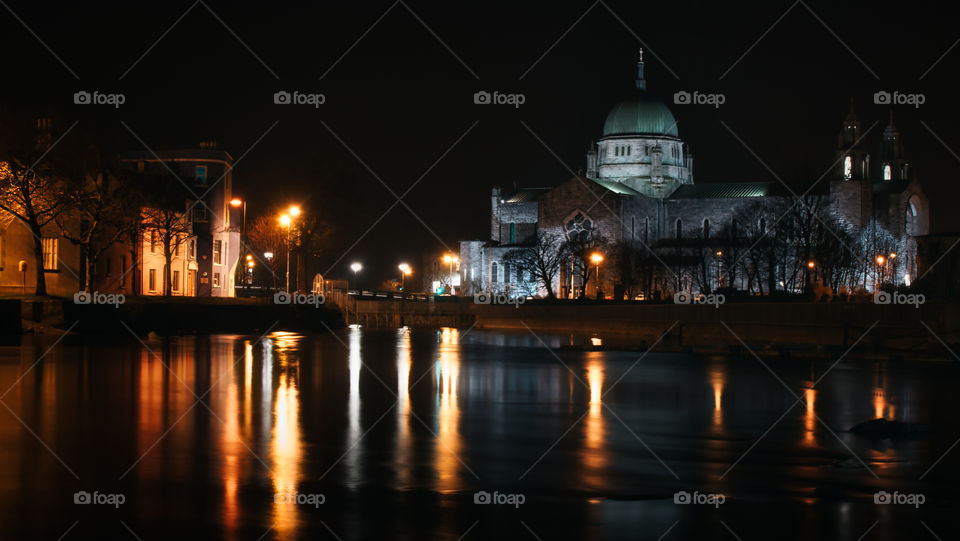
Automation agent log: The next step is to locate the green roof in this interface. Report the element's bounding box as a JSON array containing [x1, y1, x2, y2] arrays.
[[603, 94, 679, 137], [669, 182, 772, 199], [589, 177, 643, 195]]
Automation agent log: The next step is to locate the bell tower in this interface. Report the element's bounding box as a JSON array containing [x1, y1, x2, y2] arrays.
[[835, 99, 870, 181]]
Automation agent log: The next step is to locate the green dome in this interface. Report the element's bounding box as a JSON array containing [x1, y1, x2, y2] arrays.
[[603, 94, 678, 137]]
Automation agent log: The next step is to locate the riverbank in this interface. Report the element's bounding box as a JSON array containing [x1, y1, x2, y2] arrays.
[[0, 296, 345, 335], [334, 293, 960, 361]]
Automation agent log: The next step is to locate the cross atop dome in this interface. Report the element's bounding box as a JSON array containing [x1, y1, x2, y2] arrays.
[[636, 50, 646, 91]]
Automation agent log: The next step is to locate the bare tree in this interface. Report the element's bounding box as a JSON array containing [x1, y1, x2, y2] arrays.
[[502, 230, 567, 299], [247, 216, 286, 290], [0, 116, 79, 296], [141, 207, 191, 297], [57, 168, 126, 291]]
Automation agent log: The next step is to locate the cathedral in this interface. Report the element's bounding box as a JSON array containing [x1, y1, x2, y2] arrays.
[[459, 57, 929, 300]]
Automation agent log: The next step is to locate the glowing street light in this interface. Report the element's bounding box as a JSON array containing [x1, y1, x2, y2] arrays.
[[350, 262, 362, 287], [279, 214, 291, 228], [876, 255, 885, 265], [398, 263, 411, 291], [807, 260, 815, 269], [590, 253, 603, 299], [442, 254, 459, 295], [289, 205, 301, 217]]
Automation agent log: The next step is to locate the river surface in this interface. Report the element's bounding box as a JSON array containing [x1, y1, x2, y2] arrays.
[[0, 327, 958, 540]]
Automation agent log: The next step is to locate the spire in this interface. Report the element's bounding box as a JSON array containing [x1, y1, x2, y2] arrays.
[[888, 109, 895, 126], [636, 49, 646, 91]]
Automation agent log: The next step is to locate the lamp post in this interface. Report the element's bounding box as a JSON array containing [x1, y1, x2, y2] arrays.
[[398, 263, 411, 291], [350, 262, 362, 289], [264, 251, 275, 290], [280, 214, 291, 292], [875, 254, 886, 290], [442, 254, 459, 295], [590, 252, 603, 299], [230, 198, 246, 289]]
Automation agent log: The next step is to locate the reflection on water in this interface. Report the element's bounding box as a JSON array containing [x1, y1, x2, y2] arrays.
[[582, 354, 606, 484], [271, 333, 302, 538], [1, 327, 955, 540], [709, 362, 725, 432], [345, 328, 362, 488], [434, 327, 462, 493], [395, 329, 412, 488]]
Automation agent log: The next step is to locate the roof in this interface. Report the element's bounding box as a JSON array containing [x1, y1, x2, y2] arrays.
[[603, 94, 679, 137], [589, 177, 643, 195], [668, 182, 773, 199], [503, 187, 551, 203]]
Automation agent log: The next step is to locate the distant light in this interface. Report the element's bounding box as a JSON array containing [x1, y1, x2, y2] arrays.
[[230, 198, 243, 207], [350, 262, 362, 273], [807, 260, 815, 269], [289, 205, 301, 217], [399, 263, 411, 275], [246, 254, 253, 261], [264, 251, 273, 259], [590, 252, 603, 264], [280, 214, 291, 227], [247, 261, 255, 268], [889, 252, 897, 259], [876, 255, 885, 265], [590, 337, 603, 347]]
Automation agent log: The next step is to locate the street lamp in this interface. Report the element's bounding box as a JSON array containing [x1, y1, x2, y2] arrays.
[[289, 205, 301, 218], [264, 252, 275, 290], [280, 214, 292, 292], [350, 262, 362, 288], [442, 254, 459, 295], [398, 263, 411, 291], [231, 198, 247, 288], [590, 252, 603, 299]]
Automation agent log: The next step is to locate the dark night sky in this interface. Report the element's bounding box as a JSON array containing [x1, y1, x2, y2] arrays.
[[2, 1, 959, 283]]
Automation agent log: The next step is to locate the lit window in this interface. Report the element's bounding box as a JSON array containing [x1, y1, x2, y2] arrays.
[[843, 155, 852, 179], [491, 262, 498, 283], [41, 237, 58, 270], [188, 239, 196, 258], [213, 240, 222, 265], [213, 273, 220, 287], [883, 165, 892, 180], [195, 165, 208, 185]]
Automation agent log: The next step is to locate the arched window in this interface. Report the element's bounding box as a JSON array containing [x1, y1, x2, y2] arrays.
[[703, 219, 710, 238], [883, 164, 892, 180], [905, 195, 921, 236], [676, 219, 683, 239], [491, 262, 499, 283], [843, 155, 853, 179]]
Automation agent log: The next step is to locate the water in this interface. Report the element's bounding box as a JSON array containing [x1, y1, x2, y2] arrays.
[[0, 327, 958, 540]]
